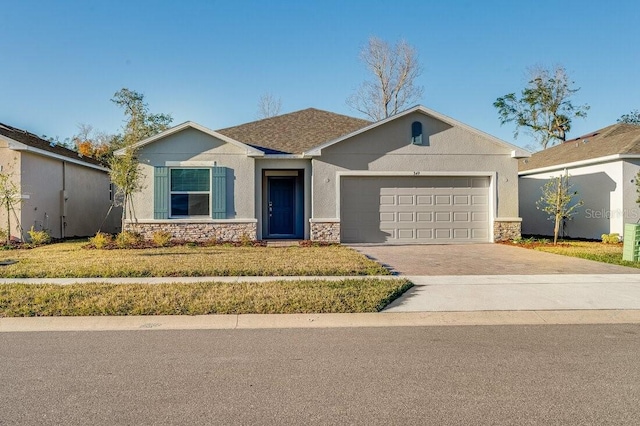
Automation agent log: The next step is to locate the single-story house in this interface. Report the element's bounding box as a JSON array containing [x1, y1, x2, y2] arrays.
[[519, 123, 640, 239], [118, 105, 529, 244], [0, 123, 121, 240]]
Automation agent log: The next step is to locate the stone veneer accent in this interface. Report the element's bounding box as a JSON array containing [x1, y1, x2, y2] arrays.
[[124, 221, 257, 242], [310, 221, 340, 243], [494, 219, 522, 242]]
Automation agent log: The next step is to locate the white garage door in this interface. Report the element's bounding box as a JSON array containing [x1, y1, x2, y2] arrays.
[[340, 176, 490, 244]]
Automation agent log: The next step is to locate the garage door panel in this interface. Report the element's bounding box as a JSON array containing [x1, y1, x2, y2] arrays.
[[453, 212, 469, 222], [397, 212, 415, 222], [454, 229, 470, 239], [341, 176, 490, 244], [435, 195, 452, 205], [397, 229, 414, 239], [379, 212, 395, 222], [380, 195, 395, 205], [417, 212, 433, 222], [472, 195, 488, 205], [417, 195, 433, 205], [398, 195, 415, 205], [435, 212, 452, 222]]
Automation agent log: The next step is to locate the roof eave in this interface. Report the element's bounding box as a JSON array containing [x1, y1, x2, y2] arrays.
[[114, 121, 264, 157], [518, 154, 640, 176], [2, 137, 109, 172], [304, 105, 531, 157]]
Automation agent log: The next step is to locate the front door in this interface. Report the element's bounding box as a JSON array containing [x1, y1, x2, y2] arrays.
[[268, 177, 296, 236]]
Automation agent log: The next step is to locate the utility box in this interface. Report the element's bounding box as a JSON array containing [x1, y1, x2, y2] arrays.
[[622, 223, 640, 261]]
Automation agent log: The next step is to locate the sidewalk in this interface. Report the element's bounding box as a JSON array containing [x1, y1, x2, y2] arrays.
[[0, 275, 399, 285], [2, 274, 640, 332]]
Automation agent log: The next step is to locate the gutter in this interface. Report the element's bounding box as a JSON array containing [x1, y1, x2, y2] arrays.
[[4, 138, 109, 172], [518, 154, 640, 176]]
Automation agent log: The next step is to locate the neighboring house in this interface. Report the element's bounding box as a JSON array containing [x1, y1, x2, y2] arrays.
[[0, 123, 120, 240], [117, 106, 529, 244], [519, 123, 640, 239]]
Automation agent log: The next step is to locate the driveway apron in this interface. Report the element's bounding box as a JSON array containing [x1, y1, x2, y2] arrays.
[[349, 244, 640, 312]]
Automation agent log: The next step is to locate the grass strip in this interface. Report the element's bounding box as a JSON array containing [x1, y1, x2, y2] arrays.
[[0, 241, 389, 278], [0, 279, 412, 317], [533, 242, 640, 268]]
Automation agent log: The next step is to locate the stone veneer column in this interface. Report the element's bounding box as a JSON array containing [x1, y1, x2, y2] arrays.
[[493, 219, 522, 241], [310, 220, 340, 243]]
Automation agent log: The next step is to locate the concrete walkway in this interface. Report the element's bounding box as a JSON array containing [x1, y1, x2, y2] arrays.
[[385, 274, 640, 312], [0, 275, 398, 285]]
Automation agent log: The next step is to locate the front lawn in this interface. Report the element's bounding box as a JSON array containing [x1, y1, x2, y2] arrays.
[[507, 240, 639, 268], [0, 279, 411, 316], [0, 241, 389, 278]]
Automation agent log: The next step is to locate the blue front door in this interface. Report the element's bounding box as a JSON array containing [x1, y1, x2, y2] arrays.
[[268, 177, 296, 236]]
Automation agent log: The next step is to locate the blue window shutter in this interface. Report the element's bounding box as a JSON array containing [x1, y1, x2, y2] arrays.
[[212, 166, 227, 219], [154, 166, 169, 219]]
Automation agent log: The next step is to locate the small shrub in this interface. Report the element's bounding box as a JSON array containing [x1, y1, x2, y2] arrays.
[[601, 233, 620, 244], [115, 231, 143, 249], [239, 233, 252, 247], [152, 230, 172, 247], [0, 229, 8, 245], [89, 232, 112, 249], [28, 226, 51, 246]]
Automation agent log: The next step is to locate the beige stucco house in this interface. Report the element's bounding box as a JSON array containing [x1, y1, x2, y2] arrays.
[[0, 123, 120, 240], [119, 106, 529, 244], [519, 123, 640, 240]]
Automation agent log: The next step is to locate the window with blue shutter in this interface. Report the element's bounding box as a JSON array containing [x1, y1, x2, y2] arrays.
[[169, 168, 211, 217], [155, 166, 227, 219]]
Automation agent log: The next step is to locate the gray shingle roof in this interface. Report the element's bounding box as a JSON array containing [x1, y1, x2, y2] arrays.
[[519, 123, 640, 172], [216, 108, 371, 154], [0, 122, 104, 167]]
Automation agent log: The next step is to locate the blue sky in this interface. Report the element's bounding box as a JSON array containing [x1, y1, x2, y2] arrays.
[[2, 0, 638, 149]]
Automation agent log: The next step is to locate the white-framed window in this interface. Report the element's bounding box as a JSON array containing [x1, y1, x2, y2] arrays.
[[170, 168, 210, 217]]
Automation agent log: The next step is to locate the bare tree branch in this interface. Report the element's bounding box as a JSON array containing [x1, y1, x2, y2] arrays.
[[347, 37, 424, 121], [257, 93, 282, 119]]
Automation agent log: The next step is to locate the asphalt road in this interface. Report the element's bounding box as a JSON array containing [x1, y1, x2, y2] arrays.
[[1, 325, 639, 425]]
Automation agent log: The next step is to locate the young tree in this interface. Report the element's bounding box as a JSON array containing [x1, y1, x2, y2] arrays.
[[256, 92, 282, 119], [618, 110, 640, 125], [347, 36, 424, 121], [494, 66, 589, 149], [109, 88, 173, 230], [0, 172, 22, 244], [536, 174, 583, 244]]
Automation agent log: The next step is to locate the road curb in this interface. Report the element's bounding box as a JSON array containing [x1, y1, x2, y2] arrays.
[[2, 310, 640, 332]]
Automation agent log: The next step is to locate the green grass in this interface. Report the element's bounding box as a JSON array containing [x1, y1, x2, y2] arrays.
[[0, 279, 412, 316], [531, 241, 640, 268], [0, 241, 389, 278]]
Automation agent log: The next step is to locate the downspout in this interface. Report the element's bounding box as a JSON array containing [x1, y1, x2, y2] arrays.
[[61, 161, 66, 239]]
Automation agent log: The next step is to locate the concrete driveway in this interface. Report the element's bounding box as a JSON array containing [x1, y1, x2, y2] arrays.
[[349, 244, 640, 312]]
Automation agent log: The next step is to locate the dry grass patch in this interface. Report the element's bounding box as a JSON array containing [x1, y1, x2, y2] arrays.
[[522, 241, 639, 268], [0, 279, 411, 316], [0, 241, 389, 278]]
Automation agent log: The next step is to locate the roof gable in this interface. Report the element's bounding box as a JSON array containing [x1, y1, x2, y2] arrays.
[[304, 105, 530, 158], [115, 121, 264, 156], [518, 123, 640, 172], [216, 108, 370, 155], [0, 122, 106, 168]]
